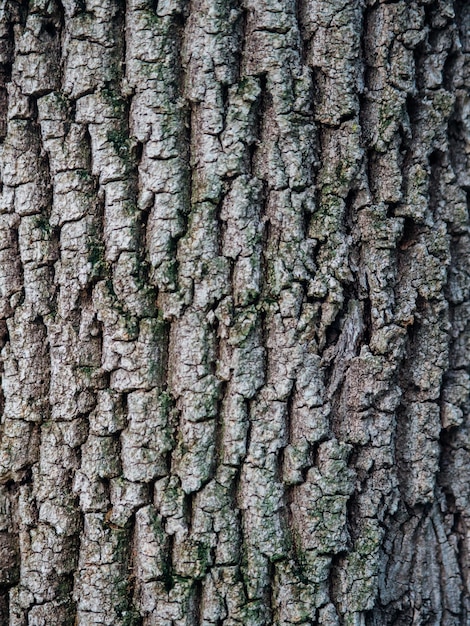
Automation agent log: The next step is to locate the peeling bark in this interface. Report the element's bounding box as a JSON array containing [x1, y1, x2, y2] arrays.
[[0, 0, 469, 624]]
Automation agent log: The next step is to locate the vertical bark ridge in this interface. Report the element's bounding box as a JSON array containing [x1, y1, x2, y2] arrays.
[[363, 1, 469, 624], [295, 1, 367, 624], [162, 2, 253, 622], [3, 0, 72, 621], [237, 1, 321, 623], [66, 2, 161, 623]]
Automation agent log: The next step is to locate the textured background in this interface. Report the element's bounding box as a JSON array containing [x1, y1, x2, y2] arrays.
[[0, 0, 469, 624]]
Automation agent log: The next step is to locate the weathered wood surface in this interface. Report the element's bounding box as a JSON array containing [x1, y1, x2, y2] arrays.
[[0, 0, 469, 624]]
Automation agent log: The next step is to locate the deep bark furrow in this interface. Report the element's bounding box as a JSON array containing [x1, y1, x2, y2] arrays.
[[0, 0, 468, 625], [435, 1, 470, 622]]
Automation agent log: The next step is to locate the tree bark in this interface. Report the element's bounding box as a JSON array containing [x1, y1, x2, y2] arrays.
[[0, 0, 469, 624]]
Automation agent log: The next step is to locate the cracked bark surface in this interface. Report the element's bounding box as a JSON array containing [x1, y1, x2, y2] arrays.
[[0, 0, 469, 624]]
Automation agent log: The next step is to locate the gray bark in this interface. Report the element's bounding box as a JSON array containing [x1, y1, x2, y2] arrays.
[[0, 0, 469, 624]]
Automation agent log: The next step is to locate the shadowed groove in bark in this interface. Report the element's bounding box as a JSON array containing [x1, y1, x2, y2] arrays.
[[0, 5, 14, 143], [435, 2, 470, 623]]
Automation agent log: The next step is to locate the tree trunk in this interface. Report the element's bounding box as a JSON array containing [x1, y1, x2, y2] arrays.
[[0, 0, 469, 624]]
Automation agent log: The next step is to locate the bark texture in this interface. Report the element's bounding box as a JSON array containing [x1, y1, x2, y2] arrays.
[[0, 0, 469, 624]]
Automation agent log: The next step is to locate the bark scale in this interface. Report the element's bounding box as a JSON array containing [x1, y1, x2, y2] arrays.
[[0, 0, 469, 624]]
